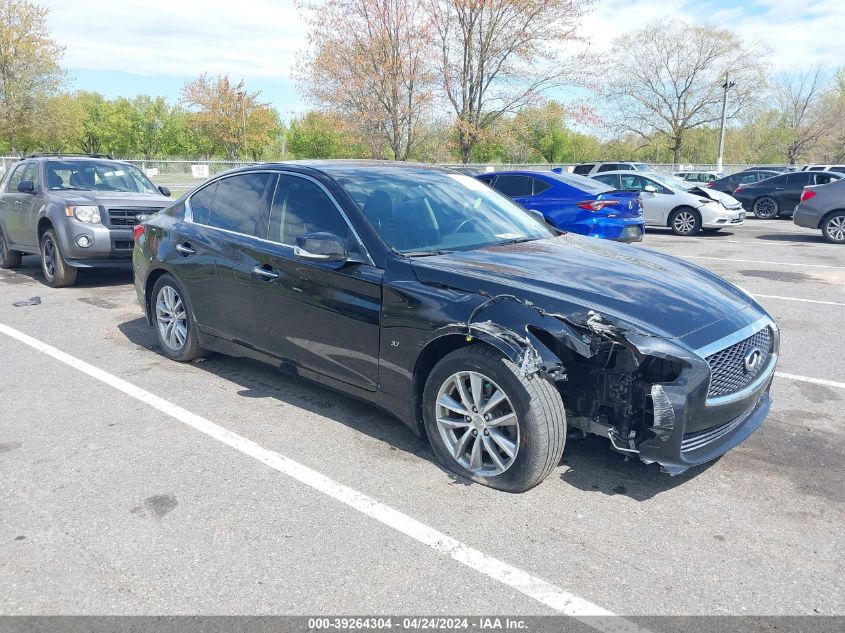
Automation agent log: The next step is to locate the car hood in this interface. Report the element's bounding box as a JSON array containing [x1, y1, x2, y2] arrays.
[[688, 186, 741, 208], [410, 234, 754, 339], [51, 190, 171, 207]]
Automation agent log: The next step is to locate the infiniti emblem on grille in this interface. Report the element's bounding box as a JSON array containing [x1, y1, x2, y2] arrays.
[[743, 348, 763, 373]]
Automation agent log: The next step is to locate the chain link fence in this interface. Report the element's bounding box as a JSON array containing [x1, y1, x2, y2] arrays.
[[0, 156, 773, 197]]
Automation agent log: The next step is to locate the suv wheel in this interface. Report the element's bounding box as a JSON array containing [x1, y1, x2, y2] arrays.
[[752, 196, 779, 219], [669, 207, 701, 236], [40, 229, 77, 287], [821, 211, 845, 244], [0, 227, 22, 269], [422, 346, 566, 492], [151, 273, 206, 361]]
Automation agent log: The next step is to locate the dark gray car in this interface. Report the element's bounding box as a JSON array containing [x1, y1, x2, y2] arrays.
[[0, 155, 172, 286], [793, 177, 845, 243]]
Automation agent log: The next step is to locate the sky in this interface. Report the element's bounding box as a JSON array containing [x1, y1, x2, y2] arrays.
[[45, 0, 843, 123]]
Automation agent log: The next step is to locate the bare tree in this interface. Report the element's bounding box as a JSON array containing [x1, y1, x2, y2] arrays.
[[429, 0, 589, 163], [600, 20, 765, 167], [298, 0, 435, 161], [774, 68, 842, 164]]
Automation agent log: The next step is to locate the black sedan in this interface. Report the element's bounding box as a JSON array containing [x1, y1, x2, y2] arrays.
[[132, 161, 779, 491], [707, 169, 781, 194], [733, 171, 843, 219]]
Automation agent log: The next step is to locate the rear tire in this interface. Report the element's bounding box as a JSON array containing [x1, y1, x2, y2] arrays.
[[40, 229, 77, 287], [422, 345, 566, 492], [752, 196, 779, 219], [821, 211, 845, 244], [0, 226, 22, 269], [151, 273, 206, 361], [669, 207, 702, 236]]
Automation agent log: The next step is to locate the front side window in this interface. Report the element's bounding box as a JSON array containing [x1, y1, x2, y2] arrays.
[[572, 164, 593, 175], [338, 170, 552, 255], [5, 164, 27, 192], [205, 173, 275, 237], [597, 163, 619, 172], [189, 182, 218, 225], [268, 175, 349, 246], [492, 175, 533, 198], [44, 160, 159, 194]]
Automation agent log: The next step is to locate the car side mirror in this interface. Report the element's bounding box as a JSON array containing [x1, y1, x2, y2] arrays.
[[294, 232, 348, 262], [158, 185, 171, 197], [643, 185, 657, 193], [17, 180, 35, 194]]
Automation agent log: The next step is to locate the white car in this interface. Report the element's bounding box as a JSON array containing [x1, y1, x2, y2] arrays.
[[591, 171, 745, 236], [673, 170, 725, 183]]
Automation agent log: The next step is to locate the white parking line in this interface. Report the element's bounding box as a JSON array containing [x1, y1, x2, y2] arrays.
[[0, 321, 644, 633], [753, 294, 845, 307], [683, 256, 845, 270], [775, 372, 845, 390]]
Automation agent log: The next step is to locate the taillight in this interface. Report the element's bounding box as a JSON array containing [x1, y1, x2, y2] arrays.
[[706, 181, 714, 187], [801, 190, 816, 203], [577, 199, 619, 211], [734, 186, 744, 193], [132, 224, 146, 241]]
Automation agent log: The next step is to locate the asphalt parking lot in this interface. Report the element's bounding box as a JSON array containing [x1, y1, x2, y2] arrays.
[[1, 219, 843, 622]]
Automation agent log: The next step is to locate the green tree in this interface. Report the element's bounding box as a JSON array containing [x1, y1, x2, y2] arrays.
[[0, 0, 64, 153], [287, 111, 359, 158], [20, 92, 84, 152]]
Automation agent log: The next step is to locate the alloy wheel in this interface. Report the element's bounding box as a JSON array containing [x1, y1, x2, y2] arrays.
[[673, 211, 696, 234], [155, 285, 188, 351], [753, 198, 777, 219], [43, 238, 56, 279], [825, 215, 845, 242], [435, 371, 520, 476]]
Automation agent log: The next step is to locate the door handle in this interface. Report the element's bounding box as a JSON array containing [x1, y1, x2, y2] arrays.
[[252, 265, 279, 281], [175, 242, 195, 256], [774, 187, 784, 190]]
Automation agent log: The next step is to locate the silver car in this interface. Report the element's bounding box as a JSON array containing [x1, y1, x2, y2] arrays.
[[793, 177, 845, 243], [591, 170, 745, 236]]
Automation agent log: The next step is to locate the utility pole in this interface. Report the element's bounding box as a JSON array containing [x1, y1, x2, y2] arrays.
[[717, 72, 736, 172]]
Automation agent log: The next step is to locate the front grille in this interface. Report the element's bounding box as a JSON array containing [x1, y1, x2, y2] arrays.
[[107, 207, 163, 227], [705, 327, 773, 399]]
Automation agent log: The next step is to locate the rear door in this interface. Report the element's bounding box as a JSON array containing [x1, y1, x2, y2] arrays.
[[780, 173, 812, 210], [173, 172, 276, 344], [249, 173, 382, 390]]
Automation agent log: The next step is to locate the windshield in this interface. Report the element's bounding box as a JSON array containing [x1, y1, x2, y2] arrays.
[[45, 160, 159, 194], [338, 170, 553, 255], [648, 173, 690, 191]]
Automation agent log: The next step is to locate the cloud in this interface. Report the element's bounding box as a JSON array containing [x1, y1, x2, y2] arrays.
[[44, 0, 842, 84], [45, 0, 307, 78]]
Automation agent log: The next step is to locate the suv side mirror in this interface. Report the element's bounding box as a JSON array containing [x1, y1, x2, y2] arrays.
[[294, 232, 348, 262], [643, 185, 657, 193], [158, 185, 171, 197], [17, 180, 35, 194]]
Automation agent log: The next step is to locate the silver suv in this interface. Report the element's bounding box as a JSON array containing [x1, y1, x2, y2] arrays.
[[570, 161, 653, 175], [0, 154, 172, 286]]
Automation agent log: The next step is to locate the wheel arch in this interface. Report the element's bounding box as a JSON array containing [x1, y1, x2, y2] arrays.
[[667, 205, 700, 227], [144, 266, 176, 325], [818, 208, 845, 230], [37, 216, 54, 242]]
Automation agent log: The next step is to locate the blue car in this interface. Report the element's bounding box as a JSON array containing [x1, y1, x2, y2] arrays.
[[476, 170, 645, 242]]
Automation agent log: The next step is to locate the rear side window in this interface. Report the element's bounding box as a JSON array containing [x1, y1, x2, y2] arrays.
[[592, 174, 617, 188], [597, 163, 619, 172], [492, 175, 533, 197], [206, 173, 275, 237], [808, 166, 824, 171], [269, 175, 349, 246], [531, 178, 552, 195], [830, 166, 845, 173], [572, 164, 594, 175], [188, 181, 218, 225], [786, 173, 811, 186], [767, 174, 788, 186], [814, 173, 838, 185]]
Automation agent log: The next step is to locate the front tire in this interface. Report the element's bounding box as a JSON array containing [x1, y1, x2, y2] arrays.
[[752, 196, 779, 219], [0, 227, 22, 269], [151, 273, 206, 361], [821, 211, 845, 244], [422, 345, 566, 492], [40, 229, 77, 287], [669, 207, 702, 236]]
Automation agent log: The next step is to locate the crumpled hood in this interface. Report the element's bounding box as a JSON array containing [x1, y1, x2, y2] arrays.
[[410, 234, 754, 339], [52, 190, 171, 208], [689, 186, 741, 208]]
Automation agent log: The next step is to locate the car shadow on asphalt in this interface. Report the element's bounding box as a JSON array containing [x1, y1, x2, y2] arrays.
[[754, 233, 825, 244], [117, 315, 712, 499], [3, 256, 133, 288]]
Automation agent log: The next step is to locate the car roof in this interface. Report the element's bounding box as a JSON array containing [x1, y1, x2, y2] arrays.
[[248, 159, 459, 178]]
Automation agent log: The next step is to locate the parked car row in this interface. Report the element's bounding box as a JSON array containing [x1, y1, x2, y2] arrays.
[[0, 154, 781, 491]]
